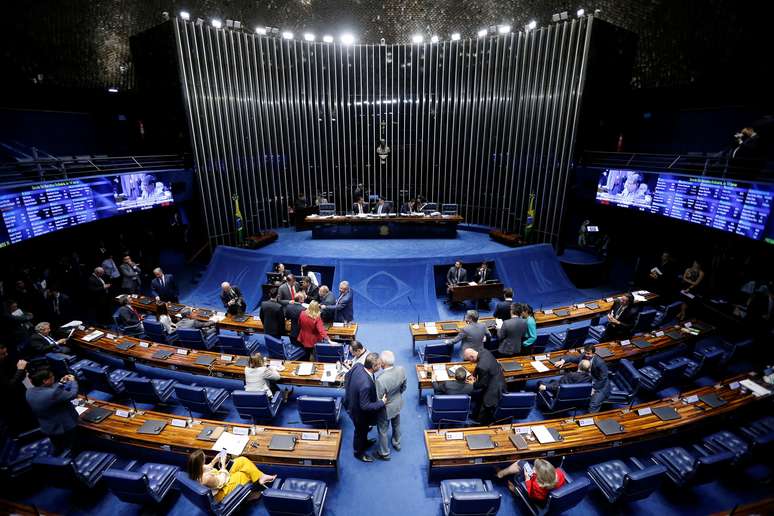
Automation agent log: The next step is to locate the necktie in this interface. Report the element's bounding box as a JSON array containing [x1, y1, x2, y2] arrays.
[[161, 276, 165, 287], [457, 269, 461, 282], [290, 285, 296, 299]]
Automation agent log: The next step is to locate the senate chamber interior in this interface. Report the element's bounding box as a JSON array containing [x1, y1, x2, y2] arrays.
[[1, 1, 773, 515]]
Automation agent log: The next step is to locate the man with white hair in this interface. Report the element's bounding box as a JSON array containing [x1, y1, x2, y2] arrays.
[[322, 280, 353, 323], [374, 350, 407, 460], [220, 281, 246, 315], [28, 322, 71, 362]]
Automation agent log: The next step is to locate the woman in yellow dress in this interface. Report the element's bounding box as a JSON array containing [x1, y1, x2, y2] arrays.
[[187, 450, 276, 501]]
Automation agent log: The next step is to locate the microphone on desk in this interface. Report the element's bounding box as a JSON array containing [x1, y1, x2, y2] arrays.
[[407, 295, 420, 325]]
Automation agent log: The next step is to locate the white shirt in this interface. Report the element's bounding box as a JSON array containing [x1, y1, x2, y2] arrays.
[[158, 314, 176, 334], [353, 351, 368, 366], [244, 366, 281, 395]]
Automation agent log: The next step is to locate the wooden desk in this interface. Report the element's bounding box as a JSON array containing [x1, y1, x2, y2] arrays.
[[409, 291, 659, 354], [424, 372, 770, 473], [71, 329, 346, 388], [0, 499, 59, 516], [415, 320, 713, 395], [306, 214, 464, 239], [78, 398, 341, 471], [127, 296, 358, 341], [450, 283, 504, 303]]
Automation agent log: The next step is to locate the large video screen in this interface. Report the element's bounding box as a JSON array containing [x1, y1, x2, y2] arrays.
[[596, 169, 774, 242], [0, 171, 176, 248]]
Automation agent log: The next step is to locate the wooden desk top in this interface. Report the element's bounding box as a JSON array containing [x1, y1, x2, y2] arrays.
[[410, 291, 659, 339], [71, 328, 346, 387], [424, 371, 770, 468], [127, 296, 358, 340], [416, 320, 712, 389], [78, 398, 341, 468], [305, 214, 464, 225]]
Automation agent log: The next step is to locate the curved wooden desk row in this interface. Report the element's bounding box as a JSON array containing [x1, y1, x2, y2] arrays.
[[409, 291, 659, 352], [71, 328, 346, 388], [77, 398, 341, 470], [423, 372, 771, 471], [415, 320, 713, 392], [127, 296, 358, 341]]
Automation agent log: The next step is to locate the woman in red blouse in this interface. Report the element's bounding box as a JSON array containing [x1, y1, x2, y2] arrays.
[[297, 301, 331, 360], [497, 458, 566, 503]]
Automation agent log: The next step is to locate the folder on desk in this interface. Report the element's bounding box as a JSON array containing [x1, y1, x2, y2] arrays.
[[196, 426, 225, 442], [652, 406, 681, 421], [152, 349, 173, 360], [116, 341, 135, 351], [235, 357, 249, 367], [698, 393, 727, 408], [548, 357, 564, 367], [501, 362, 523, 372], [137, 420, 167, 435], [465, 434, 495, 451], [595, 347, 614, 359], [231, 315, 249, 323], [509, 433, 528, 450], [296, 363, 314, 376], [195, 355, 216, 366], [531, 361, 550, 373], [269, 435, 297, 451], [553, 309, 571, 317], [595, 418, 625, 436], [138, 298, 154, 305], [585, 302, 600, 310], [665, 331, 683, 340], [80, 407, 112, 424], [632, 339, 651, 349], [531, 425, 556, 444], [438, 323, 456, 331]]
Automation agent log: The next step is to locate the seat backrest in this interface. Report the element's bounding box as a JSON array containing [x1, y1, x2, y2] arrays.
[[122, 377, 159, 403], [176, 328, 203, 348], [423, 342, 453, 363], [298, 395, 335, 415], [315, 342, 345, 363], [176, 471, 217, 513], [218, 334, 246, 353], [33, 456, 77, 486], [143, 320, 167, 343], [232, 390, 270, 411], [262, 487, 315, 516], [102, 469, 151, 504], [449, 491, 501, 516], [556, 382, 592, 403], [432, 395, 471, 413], [265, 335, 286, 358], [633, 309, 658, 333], [544, 476, 590, 513], [494, 392, 536, 421], [660, 301, 682, 323], [694, 450, 735, 484], [174, 384, 208, 410], [565, 326, 590, 347], [616, 359, 641, 393], [80, 364, 113, 393], [619, 464, 666, 502]]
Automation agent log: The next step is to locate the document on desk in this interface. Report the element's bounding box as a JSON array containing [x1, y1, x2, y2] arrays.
[[211, 432, 249, 456], [432, 364, 450, 382], [297, 363, 314, 376], [531, 425, 556, 444], [424, 323, 438, 335], [82, 330, 104, 342], [739, 379, 772, 397], [530, 361, 550, 373], [322, 364, 338, 381]]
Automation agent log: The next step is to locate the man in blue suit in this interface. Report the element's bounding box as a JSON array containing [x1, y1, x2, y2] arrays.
[[343, 353, 386, 462], [26, 369, 80, 454], [151, 267, 179, 303], [325, 280, 354, 323]]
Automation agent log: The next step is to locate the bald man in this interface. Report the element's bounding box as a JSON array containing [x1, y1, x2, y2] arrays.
[[463, 347, 505, 424], [220, 282, 246, 315]]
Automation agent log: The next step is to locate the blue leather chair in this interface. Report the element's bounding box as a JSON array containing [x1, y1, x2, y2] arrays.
[[143, 319, 179, 345], [651, 445, 734, 486], [102, 461, 179, 504], [218, 334, 259, 355], [33, 450, 117, 488], [548, 326, 591, 349], [655, 301, 682, 326], [656, 353, 705, 381], [113, 309, 144, 337], [232, 390, 282, 423], [492, 392, 536, 423], [122, 376, 176, 406], [631, 308, 658, 334], [607, 359, 641, 405], [513, 472, 591, 515], [297, 396, 342, 428], [314, 342, 346, 363], [528, 334, 550, 354], [174, 383, 229, 417], [68, 358, 103, 381], [418, 342, 454, 363], [694, 337, 737, 367], [440, 478, 501, 516], [177, 327, 218, 351], [176, 470, 253, 516], [702, 431, 750, 464], [79, 364, 136, 395], [265, 335, 307, 361], [427, 394, 471, 428], [262, 477, 328, 516], [0, 429, 53, 478], [537, 382, 592, 415], [739, 416, 774, 450], [587, 457, 666, 504], [637, 354, 689, 392]]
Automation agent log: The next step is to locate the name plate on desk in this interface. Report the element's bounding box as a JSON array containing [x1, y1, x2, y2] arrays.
[[683, 395, 699, 403], [176, 348, 189, 355], [301, 432, 320, 441], [577, 418, 594, 427], [333, 322, 345, 327], [543, 309, 553, 315], [115, 409, 131, 418], [654, 331, 665, 337], [533, 355, 548, 361], [620, 339, 631, 346], [444, 432, 464, 440], [232, 427, 250, 436], [171, 419, 188, 428], [605, 297, 614, 303], [221, 355, 233, 362], [139, 341, 150, 348]]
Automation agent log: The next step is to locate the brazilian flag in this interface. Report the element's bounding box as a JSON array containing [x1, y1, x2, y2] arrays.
[[233, 195, 245, 244], [525, 193, 536, 241]]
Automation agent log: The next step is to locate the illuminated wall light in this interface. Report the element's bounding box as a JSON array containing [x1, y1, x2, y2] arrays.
[[322, 35, 334, 43], [477, 28, 488, 38], [497, 25, 511, 34], [430, 35, 439, 44], [107, 87, 119, 93], [179, 11, 190, 20], [211, 19, 222, 29], [525, 20, 537, 31], [303, 33, 315, 41], [411, 34, 424, 44], [340, 33, 355, 45], [450, 32, 461, 41], [281, 31, 293, 39], [255, 26, 267, 35], [577, 8, 585, 17]]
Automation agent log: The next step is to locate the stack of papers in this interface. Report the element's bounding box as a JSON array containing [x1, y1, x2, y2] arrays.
[[297, 363, 314, 376], [424, 322, 438, 335], [211, 432, 249, 455], [739, 379, 772, 397], [432, 364, 450, 382], [82, 330, 104, 342], [531, 425, 556, 444], [322, 364, 338, 381], [209, 314, 226, 323], [530, 361, 549, 373]]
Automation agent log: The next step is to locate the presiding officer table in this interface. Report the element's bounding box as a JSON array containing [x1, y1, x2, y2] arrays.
[[77, 398, 342, 472], [305, 214, 464, 238], [424, 371, 771, 473]]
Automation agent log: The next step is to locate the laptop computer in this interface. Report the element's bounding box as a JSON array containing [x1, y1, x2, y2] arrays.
[[195, 355, 216, 366], [441, 323, 458, 331], [268, 435, 297, 451], [501, 362, 523, 372], [699, 393, 727, 408], [509, 433, 528, 450], [553, 309, 571, 317], [116, 341, 135, 351], [595, 347, 614, 359], [585, 302, 600, 310], [234, 357, 249, 367], [595, 418, 625, 436], [231, 315, 249, 323], [196, 426, 225, 441], [632, 339, 651, 349], [665, 331, 683, 340], [80, 407, 112, 423], [137, 420, 167, 435], [152, 349, 173, 360], [465, 434, 495, 451], [652, 406, 681, 421]]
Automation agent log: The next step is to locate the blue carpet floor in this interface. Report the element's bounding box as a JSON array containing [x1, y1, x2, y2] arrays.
[[12, 232, 772, 515]]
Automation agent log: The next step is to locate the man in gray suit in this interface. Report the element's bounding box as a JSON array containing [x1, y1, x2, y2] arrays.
[[119, 255, 142, 294], [374, 350, 406, 460], [446, 310, 488, 353], [497, 303, 527, 357], [26, 369, 80, 454]]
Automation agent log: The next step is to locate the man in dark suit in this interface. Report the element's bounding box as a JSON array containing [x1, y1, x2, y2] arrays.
[[318, 285, 336, 323], [259, 288, 285, 339], [601, 293, 641, 341], [119, 255, 142, 294], [26, 369, 80, 454], [300, 276, 319, 303], [352, 195, 367, 215], [343, 353, 386, 462], [538, 359, 592, 396], [446, 310, 488, 353], [116, 295, 144, 334], [326, 281, 353, 323], [432, 367, 474, 395], [371, 197, 391, 215], [494, 288, 514, 320], [220, 282, 246, 315], [284, 293, 306, 347], [87, 266, 112, 324], [151, 267, 179, 303], [446, 260, 468, 303], [277, 274, 299, 307], [28, 322, 71, 362], [555, 344, 610, 413], [497, 304, 527, 357], [0, 343, 35, 433], [474, 262, 493, 283], [463, 347, 505, 424], [44, 288, 71, 327]]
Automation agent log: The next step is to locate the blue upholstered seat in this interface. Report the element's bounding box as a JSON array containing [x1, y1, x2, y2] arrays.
[[218, 333, 259, 355], [651, 445, 734, 486], [740, 416, 774, 449], [263, 477, 328, 516], [174, 383, 229, 416], [537, 382, 592, 415], [492, 392, 536, 422], [654, 301, 682, 326], [440, 478, 501, 516], [102, 461, 179, 504], [607, 359, 641, 405], [177, 327, 218, 351], [0, 429, 54, 478], [79, 364, 136, 395], [266, 335, 306, 361], [702, 431, 750, 464], [33, 450, 117, 488], [587, 457, 666, 504], [632, 308, 658, 334], [548, 326, 591, 349], [122, 376, 176, 406], [143, 319, 179, 345], [298, 396, 342, 428], [314, 342, 346, 363], [232, 390, 283, 423], [513, 471, 591, 515], [176, 470, 253, 516], [418, 342, 454, 363], [427, 394, 471, 428]]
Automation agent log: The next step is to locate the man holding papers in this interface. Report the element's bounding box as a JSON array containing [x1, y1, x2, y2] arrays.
[[553, 344, 610, 412], [538, 360, 592, 396]]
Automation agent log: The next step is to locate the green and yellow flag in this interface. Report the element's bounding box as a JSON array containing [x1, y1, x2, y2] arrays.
[[525, 193, 536, 241], [233, 194, 245, 243]]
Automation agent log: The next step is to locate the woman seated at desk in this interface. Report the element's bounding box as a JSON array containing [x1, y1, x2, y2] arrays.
[[497, 458, 566, 503], [187, 450, 275, 502], [156, 303, 176, 334], [244, 352, 281, 397]]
